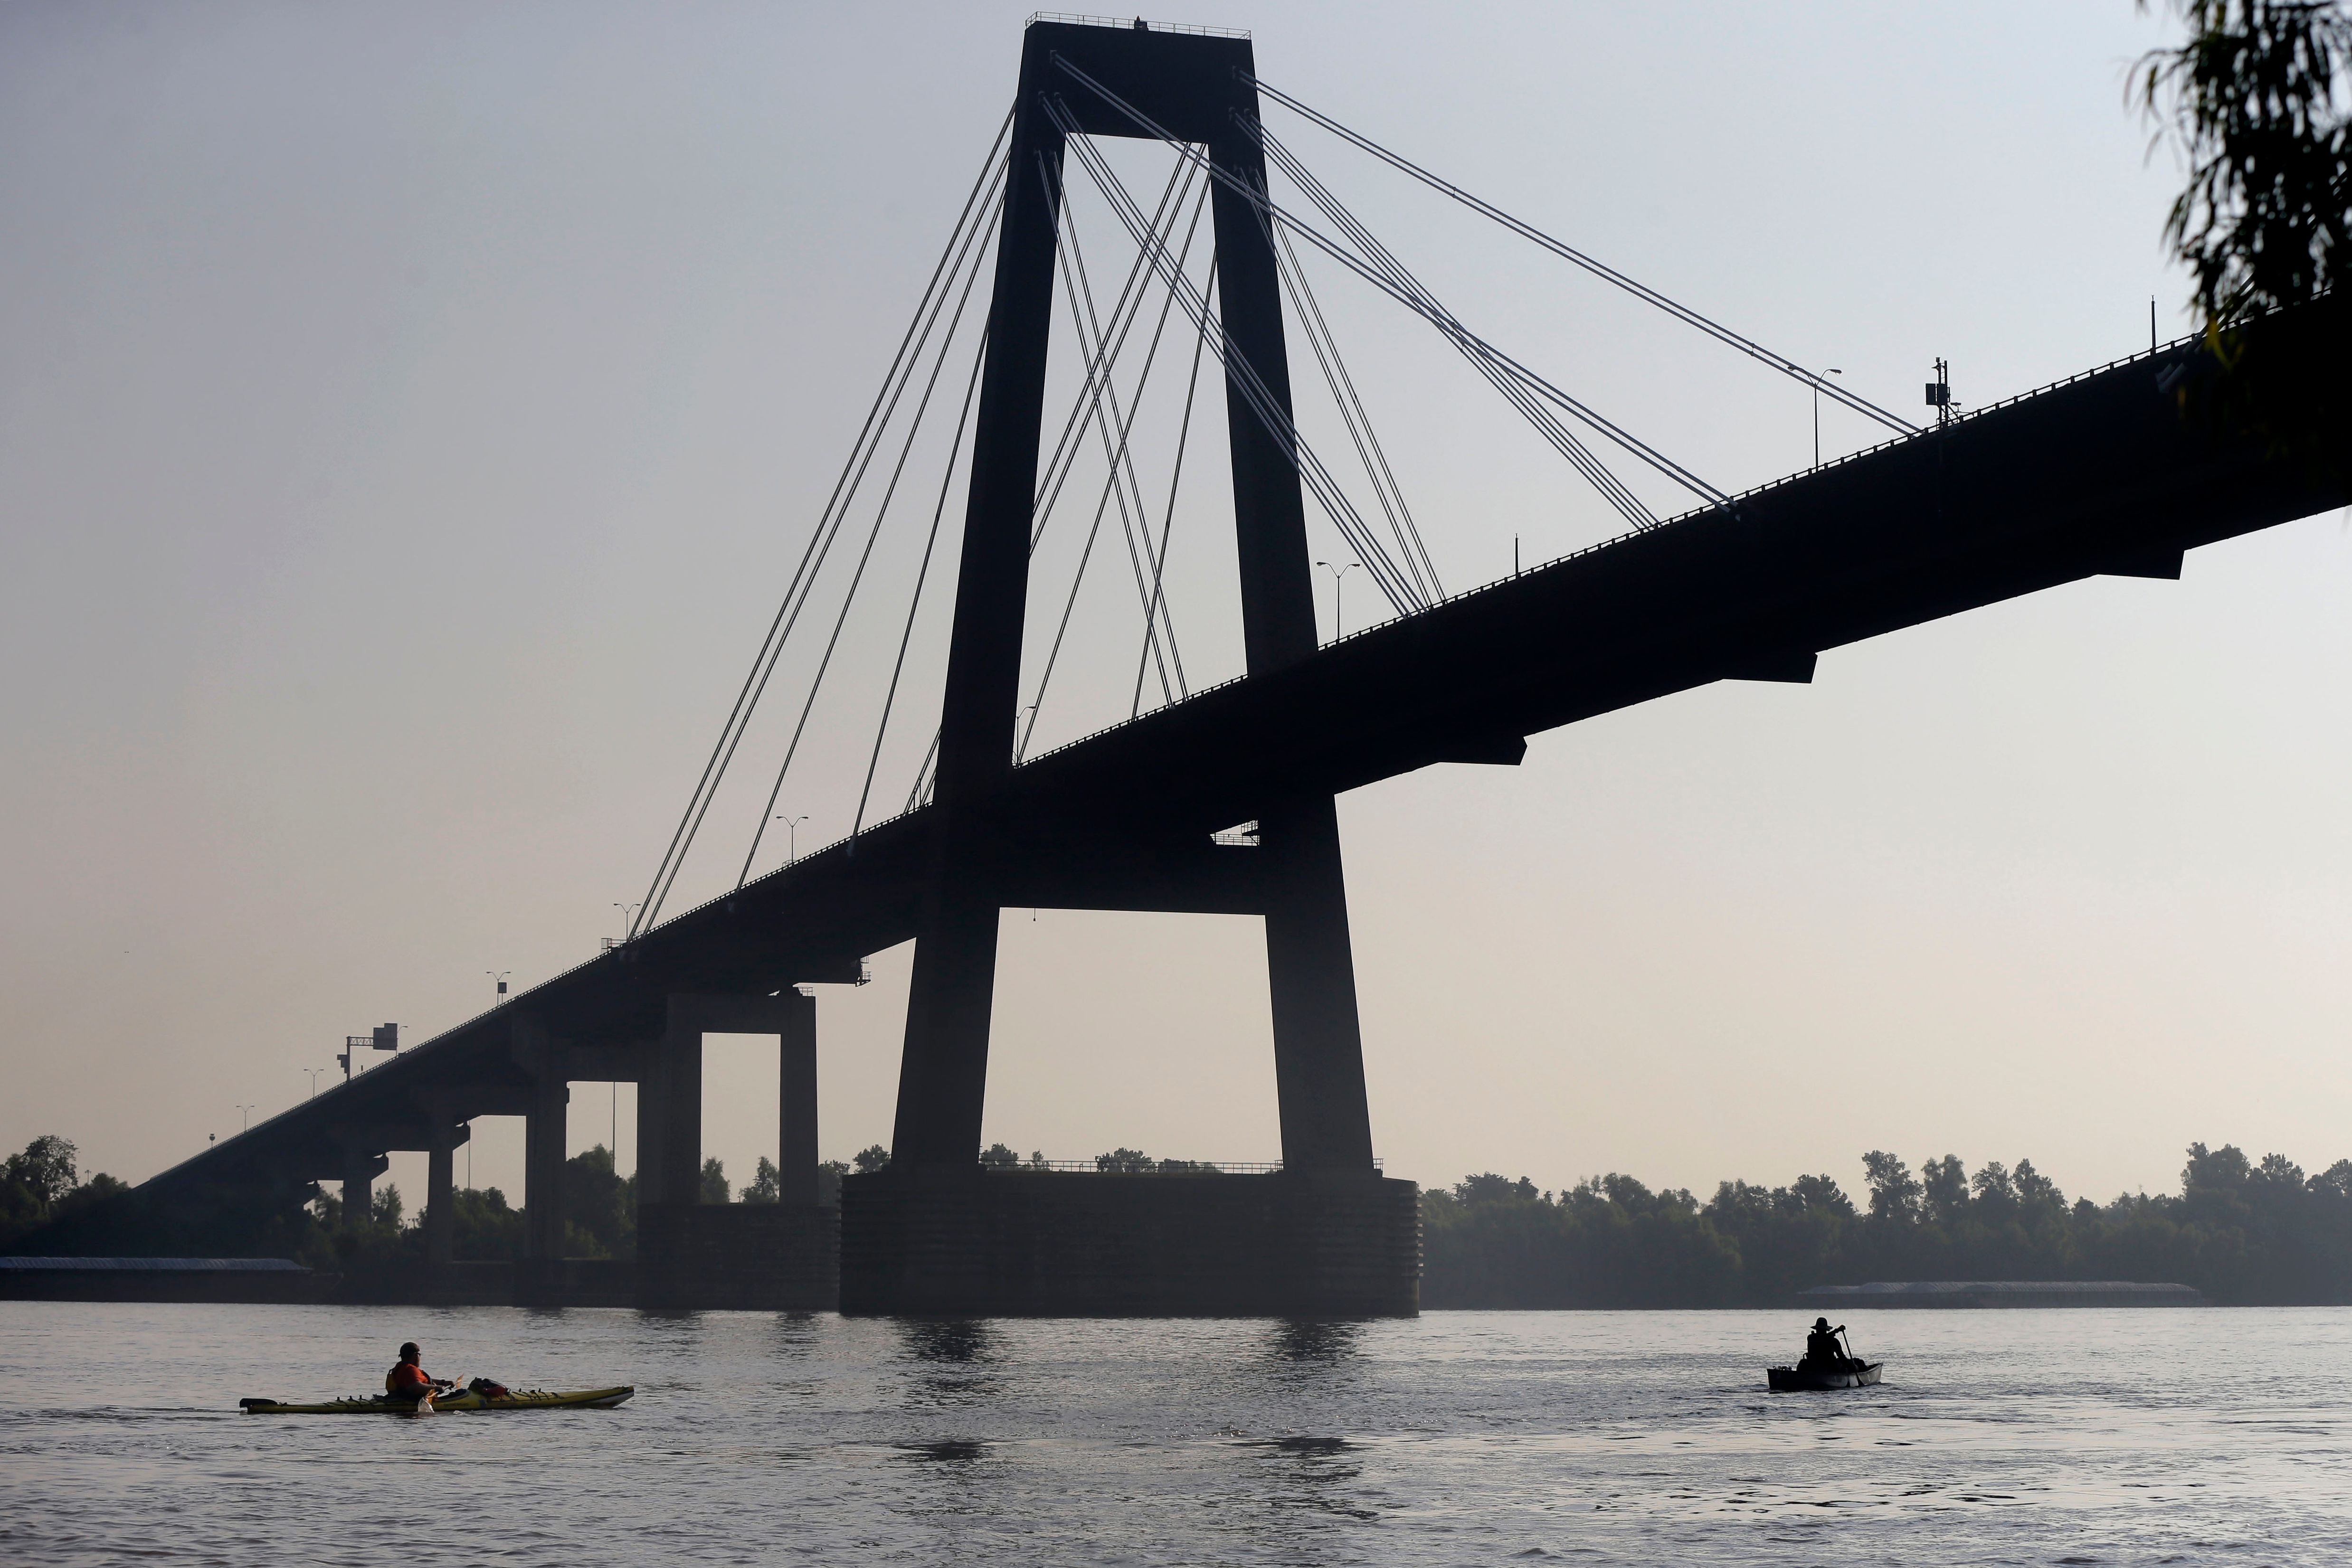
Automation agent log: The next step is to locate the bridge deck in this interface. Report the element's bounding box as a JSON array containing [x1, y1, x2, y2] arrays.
[[150, 319, 2345, 1192]]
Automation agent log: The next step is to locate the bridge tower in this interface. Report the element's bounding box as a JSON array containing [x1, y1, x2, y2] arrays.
[[851, 17, 1416, 1314], [896, 19, 1372, 1175]]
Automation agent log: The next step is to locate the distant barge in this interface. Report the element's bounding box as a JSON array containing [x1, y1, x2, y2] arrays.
[[1799, 1280, 2204, 1309]]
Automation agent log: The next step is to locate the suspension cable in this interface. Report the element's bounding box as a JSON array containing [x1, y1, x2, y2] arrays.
[[1051, 162, 1204, 705], [1135, 256, 1214, 718], [1049, 57, 1720, 518], [1018, 152, 1207, 761], [633, 113, 1012, 935], [1253, 126, 1699, 515], [852, 324, 988, 842], [903, 727, 941, 815], [1269, 216, 1441, 601], [733, 183, 1001, 887], [1259, 127, 1663, 529], [1031, 159, 1198, 553], [653, 172, 1005, 917], [1047, 94, 1426, 614], [1247, 75, 1916, 436]]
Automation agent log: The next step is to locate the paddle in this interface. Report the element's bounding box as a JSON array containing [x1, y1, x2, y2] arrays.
[[1836, 1326, 1862, 1374]]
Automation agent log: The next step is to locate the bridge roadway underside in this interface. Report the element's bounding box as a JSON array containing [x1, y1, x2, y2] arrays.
[[142, 313, 2346, 1310], [614, 321, 2348, 998]]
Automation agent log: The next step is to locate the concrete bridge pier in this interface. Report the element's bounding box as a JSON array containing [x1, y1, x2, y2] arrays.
[[421, 1109, 469, 1267], [339, 1145, 386, 1228], [634, 990, 836, 1308], [512, 1015, 572, 1265], [778, 990, 819, 1206]]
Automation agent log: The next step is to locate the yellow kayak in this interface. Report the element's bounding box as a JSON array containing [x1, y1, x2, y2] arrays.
[[238, 1385, 633, 1414]]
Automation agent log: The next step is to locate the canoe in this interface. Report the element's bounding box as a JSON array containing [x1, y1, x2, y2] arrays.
[[1767, 1362, 1882, 1392], [238, 1385, 634, 1414]]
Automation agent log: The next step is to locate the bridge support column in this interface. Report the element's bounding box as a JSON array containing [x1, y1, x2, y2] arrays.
[[1261, 797, 1376, 1172], [636, 992, 836, 1308], [780, 989, 819, 1205], [512, 1015, 570, 1262], [425, 1141, 455, 1265], [340, 1148, 375, 1228], [418, 1093, 467, 1267], [523, 1077, 569, 1262], [646, 999, 707, 1207], [891, 887, 1000, 1167]]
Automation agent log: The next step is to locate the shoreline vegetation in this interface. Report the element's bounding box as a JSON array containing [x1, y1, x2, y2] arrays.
[[9, 1137, 2352, 1307], [1424, 1144, 2352, 1308]]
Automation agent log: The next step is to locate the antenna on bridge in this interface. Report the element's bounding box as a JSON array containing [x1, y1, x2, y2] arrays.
[[1926, 358, 1954, 426]]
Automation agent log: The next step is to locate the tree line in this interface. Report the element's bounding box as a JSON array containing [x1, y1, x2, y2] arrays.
[[0, 1136, 890, 1267], [1423, 1142, 2352, 1307], [19, 1130, 2352, 1305]]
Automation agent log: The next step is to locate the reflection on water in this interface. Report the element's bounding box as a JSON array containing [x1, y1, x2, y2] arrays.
[[4, 1304, 2351, 1566], [1264, 1317, 1364, 1365], [896, 1437, 987, 1464], [900, 1317, 994, 1365], [894, 1317, 1001, 1410]]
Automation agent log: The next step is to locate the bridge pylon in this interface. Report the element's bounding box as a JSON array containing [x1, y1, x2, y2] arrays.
[[857, 16, 1415, 1315]]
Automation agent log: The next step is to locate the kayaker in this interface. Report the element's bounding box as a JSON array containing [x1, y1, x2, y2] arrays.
[[1802, 1318, 1852, 1371], [385, 1342, 453, 1405]]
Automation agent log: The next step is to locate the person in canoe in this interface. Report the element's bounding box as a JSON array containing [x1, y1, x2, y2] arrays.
[[1801, 1317, 1855, 1372], [385, 1342, 455, 1406]]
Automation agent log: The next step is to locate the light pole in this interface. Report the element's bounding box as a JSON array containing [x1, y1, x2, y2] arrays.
[[614, 901, 640, 939], [487, 970, 511, 1005], [304, 1067, 327, 1100], [1812, 368, 1843, 468], [1315, 559, 1360, 641], [236, 1104, 256, 1133], [775, 816, 808, 863]]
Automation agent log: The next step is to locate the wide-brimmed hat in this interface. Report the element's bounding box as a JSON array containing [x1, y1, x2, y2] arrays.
[[1811, 1318, 1830, 1330]]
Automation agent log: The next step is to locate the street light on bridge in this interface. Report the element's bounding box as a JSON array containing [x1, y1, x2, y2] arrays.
[[1813, 368, 1842, 468], [1315, 559, 1359, 642]]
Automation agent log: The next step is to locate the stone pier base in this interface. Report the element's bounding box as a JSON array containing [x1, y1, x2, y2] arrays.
[[840, 1169, 1420, 1316], [636, 1203, 839, 1310]]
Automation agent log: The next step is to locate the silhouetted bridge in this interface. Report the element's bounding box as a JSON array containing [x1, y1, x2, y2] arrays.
[[134, 17, 2343, 1314]]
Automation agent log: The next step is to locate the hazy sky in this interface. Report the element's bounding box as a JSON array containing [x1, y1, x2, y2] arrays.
[[7, 1, 2348, 1214]]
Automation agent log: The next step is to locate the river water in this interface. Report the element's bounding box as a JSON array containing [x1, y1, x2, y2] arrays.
[[2, 1302, 2346, 1565]]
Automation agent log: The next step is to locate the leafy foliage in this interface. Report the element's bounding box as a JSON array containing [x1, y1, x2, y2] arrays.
[[699, 1156, 730, 1205], [2140, 0, 2352, 458], [1424, 1142, 2352, 1307], [565, 1144, 635, 1256], [2142, 1, 2352, 319], [0, 1136, 132, 1250], [740, 1156, 784, 1202]]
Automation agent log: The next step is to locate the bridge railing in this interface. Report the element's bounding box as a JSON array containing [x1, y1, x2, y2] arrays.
[[977, 1158, 1384, 1174], [1024, 12, 1250, 38]]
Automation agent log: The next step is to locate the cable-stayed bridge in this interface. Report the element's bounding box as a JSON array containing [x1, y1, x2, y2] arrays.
[[132, 17, 2344, 1313]]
